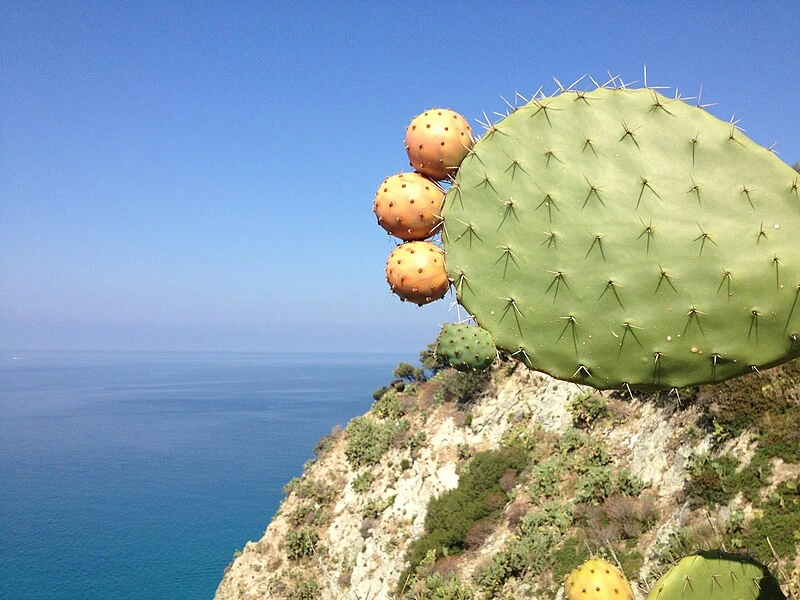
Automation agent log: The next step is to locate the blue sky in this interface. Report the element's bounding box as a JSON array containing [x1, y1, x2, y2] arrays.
[[2, 1, 799, 354]]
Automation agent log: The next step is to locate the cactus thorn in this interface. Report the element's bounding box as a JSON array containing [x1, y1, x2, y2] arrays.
[[742, 185, 755, 208], [656, 266, 678, 293], [541, 230, 558, 249], [500, 297, 524, 334], [693, 224, 717, 256], [529, 99, 560, 126], [543, 147, 564, 167], [599, 279, 624, 308], [546, 270, 569, 300], [453, 220, 482, 246], [637, 177, 662, 209], [717, 270, 733, 296], [638, 219, 655, 254], [784, 285, 800, 333], [773, 255, 783, 290], [504, 155, 528, 180], [582, 137, 598, 156], [535, 185, 560, 220], [684, 306, 706, 336], [574, 364, 591, 378], [757, 221, 768, 243], [583, 177, 606, 208], [619, 121, 641, 148], [586, 234, 606, 260], [558, 315, 580, 356], [749, 310, 762, 341], [688, 176, 701, 205], [495, 245, 520, 278]]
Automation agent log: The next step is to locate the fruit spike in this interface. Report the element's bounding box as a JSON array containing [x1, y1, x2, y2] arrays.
[[564, 557, 635, 600], [373, 172, 444, 241], [405, 108, 474, 181], [646, 549, 785, 600], [385, 241, 449, 306], [441, 85, 800, 390], [435, 323, 496, 371]]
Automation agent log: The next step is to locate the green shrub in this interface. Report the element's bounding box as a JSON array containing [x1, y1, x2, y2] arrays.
[[344, 416, 394, 467], [285, 526, 319, 561], [568, 391, 611, 428], [352, 470, 374, 494]]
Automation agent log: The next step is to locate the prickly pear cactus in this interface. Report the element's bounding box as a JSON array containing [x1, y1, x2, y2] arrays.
[[435, 322, 496, 371], [564, 557, 635, 600], [442, 86, 800, 389], [646, 549, 785, 600]]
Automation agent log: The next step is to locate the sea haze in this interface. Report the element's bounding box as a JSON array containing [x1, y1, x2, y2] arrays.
[[0, 350, 409, 600]]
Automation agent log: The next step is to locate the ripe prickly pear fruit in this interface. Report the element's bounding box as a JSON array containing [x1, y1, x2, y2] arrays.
[[646, 549, 785, 600], [565, 558, 635, 600], [385, 241, 449, 305], [405, 108, 474, 181], [373, 172, 445, 241], [436, 322, 497, 371]]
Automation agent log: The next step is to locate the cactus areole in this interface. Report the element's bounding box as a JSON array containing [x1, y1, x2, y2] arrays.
[[441, 86, 800, 390]]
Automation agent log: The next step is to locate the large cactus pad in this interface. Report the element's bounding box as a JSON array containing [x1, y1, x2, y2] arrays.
[[442, 87, 800, 390]]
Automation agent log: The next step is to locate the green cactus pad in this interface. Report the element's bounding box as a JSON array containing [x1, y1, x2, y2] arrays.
[[646, 549, 785, 600], [442, 86, 800, 389], [436, 322, 497, 371]]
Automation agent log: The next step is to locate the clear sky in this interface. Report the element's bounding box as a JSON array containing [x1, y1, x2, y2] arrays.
[[2, 1, 799, 354]]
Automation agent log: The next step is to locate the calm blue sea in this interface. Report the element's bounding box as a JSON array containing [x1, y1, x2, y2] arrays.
[[0, 350, 408, 600]]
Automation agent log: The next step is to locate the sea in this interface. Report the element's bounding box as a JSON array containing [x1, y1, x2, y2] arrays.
[[0, 350, 410, 600]]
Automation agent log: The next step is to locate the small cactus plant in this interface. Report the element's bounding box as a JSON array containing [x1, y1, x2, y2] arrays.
[[646, 549, 785, 600], [435, 322, 497, 371], [564, 557, 635, 600]]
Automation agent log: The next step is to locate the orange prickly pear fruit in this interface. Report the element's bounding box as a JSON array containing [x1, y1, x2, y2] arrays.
[[564, 558, 635, 600], [385, 241, 449, 305], [373, 172, 444, 241], [405, 108, 473, 181]]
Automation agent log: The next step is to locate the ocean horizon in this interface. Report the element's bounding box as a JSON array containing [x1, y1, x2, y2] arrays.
[[0, 349, 411, 600]]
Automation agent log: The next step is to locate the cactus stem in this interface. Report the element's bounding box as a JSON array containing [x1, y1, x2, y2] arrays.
[[638, 219, 655, 254], [637, 177, 662, 209], [684, 307, 706, 336], [688, 177, 701, 205], [656, 267, 678, 293], [546, 270, 569, 301], [542, 230, 558, 249], [583, 178, 606, 208], [693, 224, 717, 256], [784, 285, 800, 333], [717, 270, 733, 296], [599, 280, 624, 308], [495, 245, 520, 278], [619, 121, 641, 149], [585, 234, 606, 260]]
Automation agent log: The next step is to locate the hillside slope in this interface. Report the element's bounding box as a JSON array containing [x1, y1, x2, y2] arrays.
[[216, 354, 800, 599]]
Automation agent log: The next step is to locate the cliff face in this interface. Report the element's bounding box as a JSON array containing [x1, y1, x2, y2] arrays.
[[215, 359, 800, 600]]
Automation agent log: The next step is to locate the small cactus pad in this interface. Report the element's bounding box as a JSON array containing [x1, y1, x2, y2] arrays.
[[646, 549, 785, 600], [374, 172, 444, 241], [443, 86, 800, 389], [435, 322, 497, 371], [405, 108, 474, 181], [385, 241, 449, 305], [564, 557, 634, 600]]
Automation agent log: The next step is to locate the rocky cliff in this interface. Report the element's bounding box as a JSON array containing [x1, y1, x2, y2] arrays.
[[216, 354, 800, 599]]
